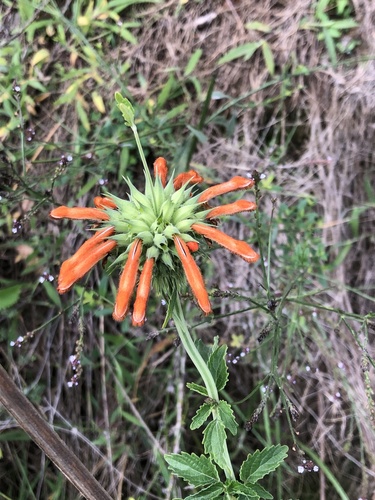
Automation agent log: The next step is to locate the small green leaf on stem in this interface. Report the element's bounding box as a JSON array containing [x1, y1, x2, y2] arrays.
[[248, 483, 273, 499], [240, 444, 288, 484], [217, 400, 238, 436], [191, 403, 213, 430], [187, 382, 209, 397], [195, 338, 212, 363], [227, 481, 260, 499], [115, 92, 135, 127], [202, 420, 227, 471], [164, 452, 220, 487], [185, 482, 225, 499], [208, 342, 229, 391]]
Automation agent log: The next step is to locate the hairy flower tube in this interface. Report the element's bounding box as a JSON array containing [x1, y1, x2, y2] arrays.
[[50, 158, 259, 326]]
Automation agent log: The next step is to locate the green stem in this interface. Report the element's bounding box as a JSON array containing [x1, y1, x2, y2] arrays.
[[132, 124, 149, 174], [131, 123, 158, 210], [172, 296, 235, 480], [15, 92, 26, 177]]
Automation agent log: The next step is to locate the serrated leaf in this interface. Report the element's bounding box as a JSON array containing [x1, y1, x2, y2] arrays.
[[217, 400, 238, 436], [202, 420, 227, 471], [247, 483, 273, 499], [191, 403, 213, 430], [115, 92, 135, 127], [187, 382, 208, 397], [164, 452, 220, 487], [240, 445, 288, 484], [208, 344, 228, 391], [185, 482, 225, 499], [228, 481, 260, 499], [195, 339, 211, 363]]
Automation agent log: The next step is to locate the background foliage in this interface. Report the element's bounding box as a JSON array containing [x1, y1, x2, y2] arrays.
[[0, 0, 374, 498]]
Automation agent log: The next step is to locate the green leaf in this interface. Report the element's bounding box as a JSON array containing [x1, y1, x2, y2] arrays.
[[76, 176, 100, 198], [217, 400, 238, 436], [208, 343, 228, 391], [107, 0, 161, 10], [245, 21, 271, 33], [240, 445, 288, 484], [329, 242, 351, 268], [187, 382, 208, 397], [195, 339, 211, 363], [218, 42, 261, 65], [191, 403, 213, 430], [330, 19, 358, 30], [184, 48, 203, 76], [30, 48, 50, 67], [185, 482, 225, 499], [115, 92, 135, 127], [0, 285, 22, 310], [227, 481, 260, 499], [163, 102, 187, 121], [42, 281, 62, 309], [228, 481, 273, 499], [261, 41, 275, 76], [186, 125, 208, 144], [76, 100, 90, 131], [202, 420, 227, 471], [157, 74, 176, 108], [119, 27, 138, 45], [247, 483, 273, 499], [164, 452, 220, 487]]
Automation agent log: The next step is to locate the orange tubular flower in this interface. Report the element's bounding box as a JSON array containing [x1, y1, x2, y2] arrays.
[[206, 200, 256, 219], [50, 206, 110, 221], [186, 241, 199, 253], [132, 258, 155, 327], [198, 176, 254, 203], [191, 223, 260, 264], [154, 157, 168, 187], [57, 227, 116, 293], [113, 239, 142, 321], [93, 196, 118, 209], [59, 239, 117, 293], [173, 170, 204, 190], [173, 235, 212, 315]]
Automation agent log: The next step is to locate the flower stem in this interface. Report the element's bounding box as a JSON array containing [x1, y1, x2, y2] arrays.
[[172, 296, 235, 480], [130, 123, 158, 208], [131, 124, 150, 175]]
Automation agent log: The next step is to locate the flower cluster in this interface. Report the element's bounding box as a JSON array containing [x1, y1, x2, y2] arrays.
[[50, 158, 259, 326]]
